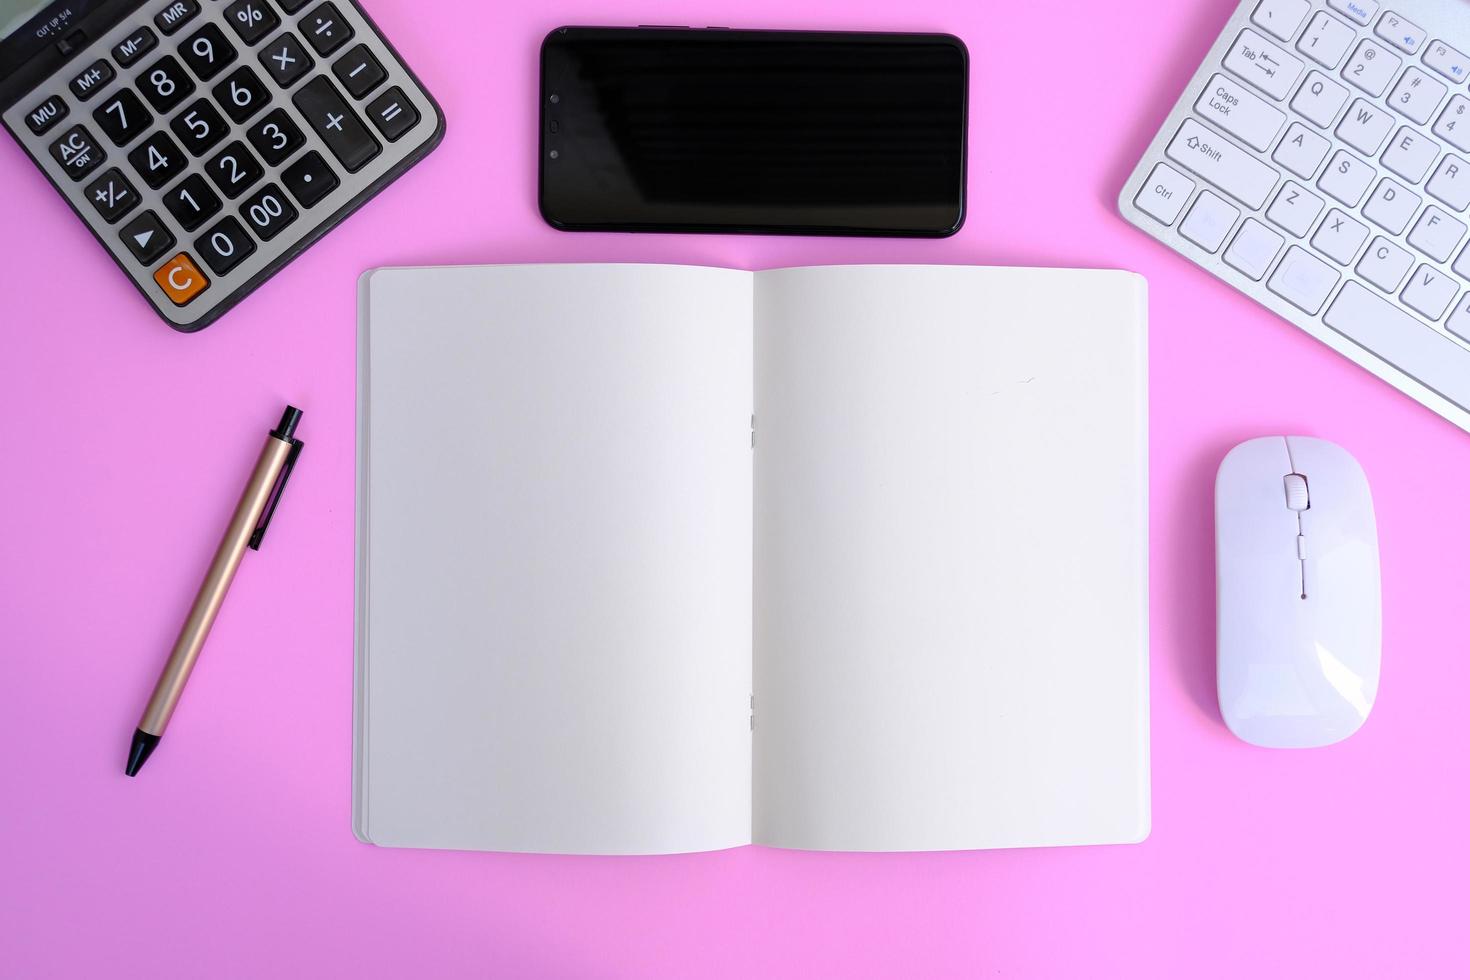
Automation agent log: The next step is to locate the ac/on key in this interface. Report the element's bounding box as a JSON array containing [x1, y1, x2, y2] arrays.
[[292, 75, 379, 172], [1166, 118, 1279, 209]]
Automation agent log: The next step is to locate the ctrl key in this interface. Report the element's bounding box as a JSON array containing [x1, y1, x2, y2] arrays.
[[153, 252, 210, 306], [1134, 163, 1195, 225]]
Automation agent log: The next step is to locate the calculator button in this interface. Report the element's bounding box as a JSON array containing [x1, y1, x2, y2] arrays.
[[24, 94, 68, 135], [281, 148, 338, 207], [332, 44, 384, 98], [112, 26, 157, 67], [224, 0, 281, 46], [302, 3, 353, 56], [293, 75, 378, 171], [153, 252, 210, 305], [138, 56, 195, 112], [180, 23, 238, 81], [205, 140, 265, 197], [169, 98, 228, 156], [154, 0, 200, 35], [258, 33, 313, 87], [246, 107, 305, 165], [120, 210, 175, 264], [278, 0, 311, 10], [127, 130, 187, 188], [239, 183, 298, 240], [366, 87, 418, 142], [85, 168, 140, 223], [92, 89, 153, 146], [69, 59, 115, 101], [195, 215, 256, 274], [48, 125, 107, 180], [212, 65, 271, 123], [161, 173, 222, 230]]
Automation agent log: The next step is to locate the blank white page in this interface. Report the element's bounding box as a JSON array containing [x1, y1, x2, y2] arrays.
[[357, 264, 753, 854], [752, 265, 1149, 851]]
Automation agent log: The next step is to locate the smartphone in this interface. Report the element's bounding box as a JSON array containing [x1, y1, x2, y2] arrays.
[[539, 27, 968, 237]]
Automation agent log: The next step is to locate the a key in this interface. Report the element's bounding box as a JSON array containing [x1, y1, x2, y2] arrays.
[[212, 66, 270, 124], [1310, 208, 1369, 264], [153, 252, 209, 306], [1342, 39, 1400, 97], [24, 94, 68, 135], [1375, 12, 1425, 54], [112, 26, 158, 67], [1435, 96, 1470, 153], [1426, 155, 1470, 212], [85, 167, 140, 223], [281, 149, 339, 207], [1273, 122, 1331, 178], [1266, 181, 1324, 237], [1296, 12, 1355, 69], [1224, 218, 1285, 280], [1224, 29, 1305, 101], [48, 125, 107, 180], [1401, 264, 1457, 319], [224, 0, 281, 45], [1387, 67, 1446, 126], [1268, 245, 1340, 313], [194, 215, 257, 274], [92, 89, 153, 146], [1335, 99, 1393, 155], [180, 23, 238, 81], [293, 75, 379, 171], [119, 210, 175, 264], [169, 98, 229, 156], [161, 173, 222, 230], [247, 108, 305, 166], [332, 44, 386, 99], [1290, 72, 1348, 128], [1447, 292, 1470, 343], [302, 3, 354, 56], [1195, 74, 1284, 151], [1324, 283, 1470, 409], [205, 140, 265, 198], [1318, 149, 1375, 206], [127, 130, 187, 189], [1381, 127, 1440, 182], [238, 183, 298, 241], [366, 87, 418, 141], [1423, 40, 1469, 84], [1355, 237, 1413, 292], [69, 59, 115, 101], [1133, 164, 1194, 225], [1362, 177, 1420, 235], [154, 0, 200, 35], [1251, 0, 1309, 42], [138, 55, 195, 113], [258, 33, 314, 87], [1407, 206, 1465, 262], [1166, 119, 1278, 209], [1180, 191, 1240, 252]]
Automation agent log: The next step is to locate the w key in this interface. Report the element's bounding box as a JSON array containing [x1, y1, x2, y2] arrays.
[[293, 75, 378, 172]]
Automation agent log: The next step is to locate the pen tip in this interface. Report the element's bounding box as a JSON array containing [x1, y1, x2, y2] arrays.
[[126, 730, 160, 777]]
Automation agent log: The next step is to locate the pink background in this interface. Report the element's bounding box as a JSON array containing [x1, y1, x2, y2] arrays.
[[4, 0, 1468, 976]]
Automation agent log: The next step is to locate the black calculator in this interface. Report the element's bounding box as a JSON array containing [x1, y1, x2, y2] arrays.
[[1, 0, 443, 331]]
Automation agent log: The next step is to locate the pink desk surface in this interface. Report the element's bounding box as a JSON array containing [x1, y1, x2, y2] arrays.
[[4, 1, 1468, 976]]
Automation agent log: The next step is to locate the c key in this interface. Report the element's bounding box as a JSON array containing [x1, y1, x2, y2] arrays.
[[153, 252, 210, 305]]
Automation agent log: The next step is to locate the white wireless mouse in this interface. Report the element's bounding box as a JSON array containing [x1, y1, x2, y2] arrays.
[[1215, 436, 1381, 748]]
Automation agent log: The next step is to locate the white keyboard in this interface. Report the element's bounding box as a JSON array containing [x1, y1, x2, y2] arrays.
[[1120, 0, 1470, 432]]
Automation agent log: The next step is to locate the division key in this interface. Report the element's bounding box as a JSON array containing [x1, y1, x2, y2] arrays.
[[291, 75, 378, 172]]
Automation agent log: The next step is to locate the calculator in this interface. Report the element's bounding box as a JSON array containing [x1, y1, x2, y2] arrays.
[[1, 0, 443, 331]]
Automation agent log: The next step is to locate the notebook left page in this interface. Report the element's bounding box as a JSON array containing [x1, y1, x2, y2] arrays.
[[356, 264, 754, 854]]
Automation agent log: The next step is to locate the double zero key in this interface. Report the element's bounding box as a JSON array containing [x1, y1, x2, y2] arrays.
[[292, 75, 378, 172]]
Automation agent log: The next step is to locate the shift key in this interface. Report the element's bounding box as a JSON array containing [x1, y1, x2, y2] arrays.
[[1166, 119, 1279, 209], [293, 75, 379, 173]]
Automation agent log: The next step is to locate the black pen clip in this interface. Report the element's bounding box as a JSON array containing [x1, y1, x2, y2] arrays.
[[249, 436, 304, 551]]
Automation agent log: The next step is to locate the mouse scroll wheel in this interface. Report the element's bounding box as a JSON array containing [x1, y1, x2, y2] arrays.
[[1284, 474, 1310, 511]]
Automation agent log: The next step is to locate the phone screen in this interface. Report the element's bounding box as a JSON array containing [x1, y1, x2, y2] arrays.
[[539, 28, 968, 237]]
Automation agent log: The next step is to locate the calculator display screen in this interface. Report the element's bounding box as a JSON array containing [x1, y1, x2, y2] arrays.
[[539, 28, 968, 237]]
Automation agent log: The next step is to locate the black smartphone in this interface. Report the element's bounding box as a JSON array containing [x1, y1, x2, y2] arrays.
[[539, 27, 968, 237]]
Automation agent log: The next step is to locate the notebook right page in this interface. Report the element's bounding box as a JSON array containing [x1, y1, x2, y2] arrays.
[[752, 265, 1149, 852]]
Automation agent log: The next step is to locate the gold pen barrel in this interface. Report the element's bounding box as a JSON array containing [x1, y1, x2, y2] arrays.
[[137, 436, 295, 736]]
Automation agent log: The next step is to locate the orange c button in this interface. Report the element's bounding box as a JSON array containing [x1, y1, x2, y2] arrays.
[[154, 253, 209, 306]]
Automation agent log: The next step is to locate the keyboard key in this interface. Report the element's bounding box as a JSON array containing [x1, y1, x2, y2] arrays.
[[154, 252, 210, 305], [1267, 181, 1323, 236], [1401, 264, 1457, 319], [1311, 208, 1369, 263], [92, 89, 152, 146], [127, 130, 187, 189], [154, 0, 200, 35], [1291, 71, 1348, 128], [238, 183, 298, 240], [1342, 39, 1400, 96], [1447, 292, 1470, 342], [169, 98, 228, 156], [138, 56, 195, 112], [1269, 245, 1340, 313], [1426, 155, 1470, 211], [258, 33, 313, 87], [302, 3, 353, 56], [224, 0, 281, 45], [1327, 0, 1377, 26], [1387, 67, 1446, 125], [48, 125, 107, 180], [366, 86, 418, 141], [195, 215, 256, 274], [1133, 163, 1194, 224], [1273, 122, 1331, 177], [1335, 99, 1393, 155], [246, 108, 305, 165], [1381, 127, 1439, 182], [205, 140, 264, 198], [180, 23, 238, 81], [1166, 119, 1278, 209], [119, 210, 174, 264], [213, 65, 271, 123], [1324, 282, 1470, 410], [1225, 218, 1284, 279], [84, 167, 139, 223], [1180, 191, 1240, 251], [294, 75, 379, 171], [1356, 236, 1414, 291], [69, 59, 115, 101], [1456, 242, 1470, 280], [332, 44, 386, 98], [1252, 0, 1308, 42], [1196, 74, 1284, 151], [112, 26, 157, 67], [1407, 206, 1465, 261], [1375, 12, 1424, 54], [1297, 12, 1355, 69], [281, 148, 338, 207], [1318, 149, 1376, 206], [1225, 30, 1304, 101], [1434, 96, 1470, 153], [161, 172, 222, 230], [24, 94, 68, 135], [1422, 40, 1469, 84], [1362, 177, 1420, 234]]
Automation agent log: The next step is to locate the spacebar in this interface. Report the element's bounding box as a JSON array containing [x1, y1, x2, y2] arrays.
[[1323, 283, 1470, 412]]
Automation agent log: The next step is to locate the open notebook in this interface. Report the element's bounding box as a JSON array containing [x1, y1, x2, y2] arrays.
[[355, 264, 1149, 854]]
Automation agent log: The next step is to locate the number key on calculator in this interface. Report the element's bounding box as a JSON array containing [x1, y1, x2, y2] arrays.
[[2, 0, 443, 331]]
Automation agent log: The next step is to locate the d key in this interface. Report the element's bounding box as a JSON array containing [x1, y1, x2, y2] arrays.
[[292, 75, 378, 172]]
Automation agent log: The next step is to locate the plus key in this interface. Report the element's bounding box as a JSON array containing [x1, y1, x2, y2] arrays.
[[292, 75, 378, 172]]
